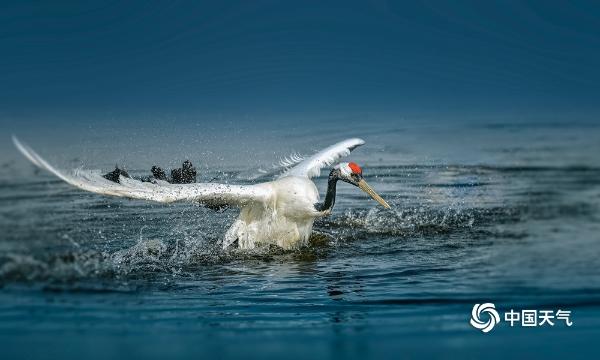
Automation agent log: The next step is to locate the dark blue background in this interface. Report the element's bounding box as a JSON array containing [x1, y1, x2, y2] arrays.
[[1, 0, 599, 124]]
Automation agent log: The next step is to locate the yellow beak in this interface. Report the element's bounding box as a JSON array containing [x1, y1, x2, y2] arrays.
[[357, 179, 391, 209]]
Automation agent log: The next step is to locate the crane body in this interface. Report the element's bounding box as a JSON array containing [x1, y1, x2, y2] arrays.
[[13, 137, 390, 249]]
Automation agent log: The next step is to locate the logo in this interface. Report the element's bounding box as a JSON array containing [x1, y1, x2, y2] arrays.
[[470, 303, 500, 333], [469, 304, 572, 333]]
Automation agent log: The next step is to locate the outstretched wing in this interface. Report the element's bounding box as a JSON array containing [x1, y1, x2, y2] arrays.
[[280, 138, 365, 179], [13, 136, 272, 207]]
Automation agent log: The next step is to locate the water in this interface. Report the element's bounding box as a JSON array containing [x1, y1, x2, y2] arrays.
[[1, 122, 600, 359]]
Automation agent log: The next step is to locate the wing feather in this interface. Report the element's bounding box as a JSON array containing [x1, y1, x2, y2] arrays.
[[280, 138, 365, 178], [12, 136, 271, 207]]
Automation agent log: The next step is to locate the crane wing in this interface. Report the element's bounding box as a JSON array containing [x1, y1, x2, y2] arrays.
[[12, 136, 272, 207], [280, 138, 365, 179]]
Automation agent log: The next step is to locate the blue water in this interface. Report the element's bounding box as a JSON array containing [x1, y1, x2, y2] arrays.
[[1, 122, 600, 359]]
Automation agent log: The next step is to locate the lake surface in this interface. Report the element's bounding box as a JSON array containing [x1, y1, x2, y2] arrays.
[[1, 121, 599, 359]]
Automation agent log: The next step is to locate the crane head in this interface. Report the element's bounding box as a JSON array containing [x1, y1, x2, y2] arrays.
[[333, 162, 391, 209]]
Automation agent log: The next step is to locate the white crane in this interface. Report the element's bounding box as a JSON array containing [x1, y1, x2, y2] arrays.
[[13, 136, 390, 249]]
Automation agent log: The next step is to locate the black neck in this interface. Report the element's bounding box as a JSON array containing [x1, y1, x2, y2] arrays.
[[315, 170, 339, 212]]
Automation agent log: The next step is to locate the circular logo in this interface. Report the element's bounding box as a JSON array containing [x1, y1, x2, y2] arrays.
[[470, 303, 500, 333]]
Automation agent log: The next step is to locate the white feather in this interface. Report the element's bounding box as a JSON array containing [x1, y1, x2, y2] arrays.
[[280, 138, 365, 178], [277, 151, 305, 168], [12, 136, 272, 207]]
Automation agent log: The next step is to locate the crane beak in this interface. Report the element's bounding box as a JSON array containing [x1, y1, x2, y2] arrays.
[[357, 179, 391, 209]]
